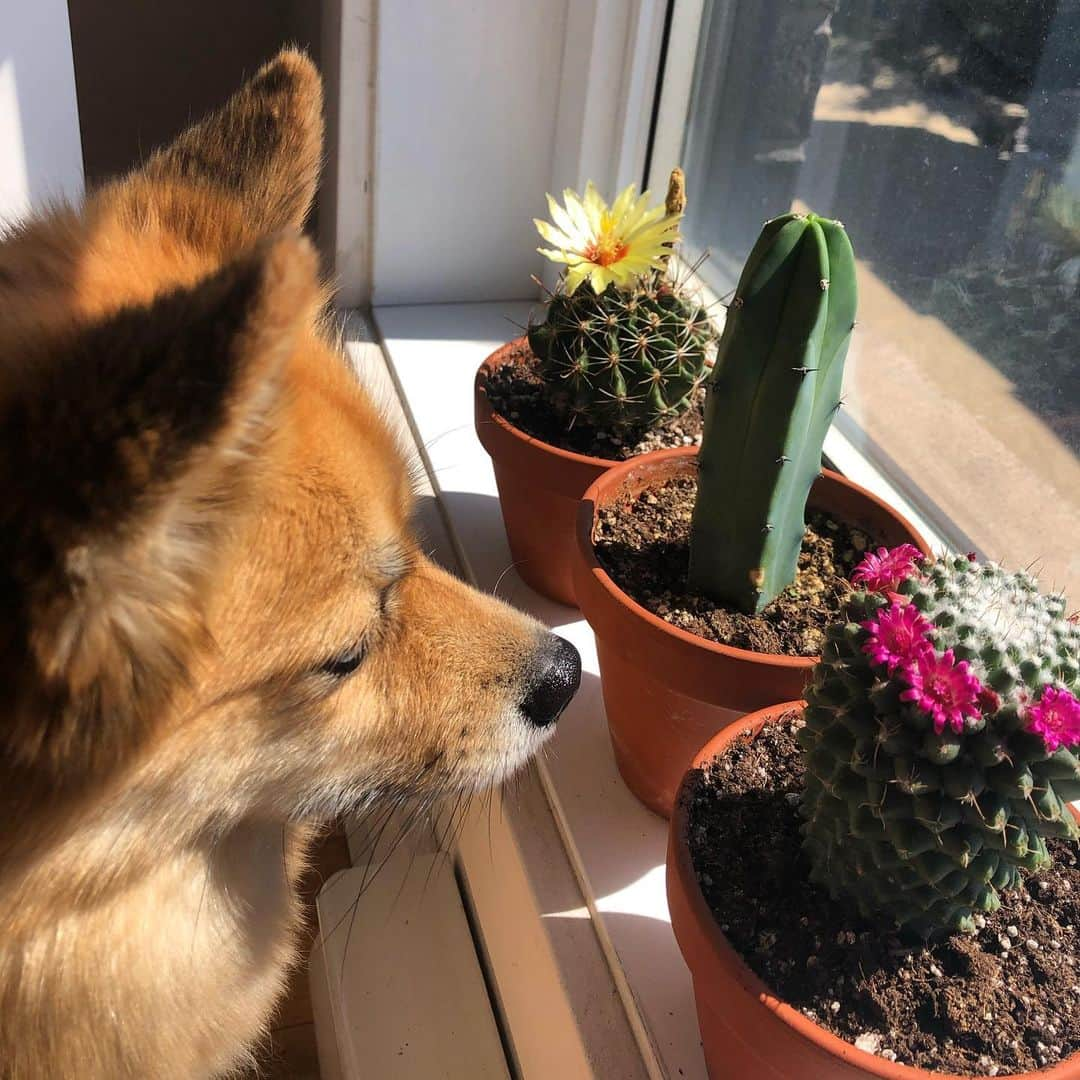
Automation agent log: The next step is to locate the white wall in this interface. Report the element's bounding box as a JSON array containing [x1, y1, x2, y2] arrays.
[[0, 0, 83, 227], [370, 0, 667, 307], [373, 0, 571, 306]]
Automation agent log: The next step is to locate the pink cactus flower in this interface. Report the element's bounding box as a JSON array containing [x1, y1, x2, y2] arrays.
[[851, 544, 925, 593], [861, 601, 933, 674], [1026, 686, 1080, 752], [899, 648, 983, 735]]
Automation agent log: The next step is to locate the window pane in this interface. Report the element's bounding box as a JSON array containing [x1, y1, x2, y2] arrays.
[[680, 0, 1079, 599]]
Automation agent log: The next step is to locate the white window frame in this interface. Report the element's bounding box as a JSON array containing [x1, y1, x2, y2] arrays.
[[324, 0, 675, 307], [644, 0, 958, 554], [323, 0, 972, 563]]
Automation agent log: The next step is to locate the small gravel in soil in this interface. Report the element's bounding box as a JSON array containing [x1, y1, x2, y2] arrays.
[[481, 340, 704, 460], [686, 713, 1080, 1075], [593, 473, 872, 656]]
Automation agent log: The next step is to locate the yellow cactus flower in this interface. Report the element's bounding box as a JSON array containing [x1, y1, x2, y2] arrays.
[[534, 180, 681, 295]]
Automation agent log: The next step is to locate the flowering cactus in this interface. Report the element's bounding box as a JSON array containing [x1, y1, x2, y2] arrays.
[[529, 171, 714, 430], [799, 549, 1080, 936]]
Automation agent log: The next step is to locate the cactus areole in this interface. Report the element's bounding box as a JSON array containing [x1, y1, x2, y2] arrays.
[[689, 212, 856, 615], [801, 549, 1080, 937]]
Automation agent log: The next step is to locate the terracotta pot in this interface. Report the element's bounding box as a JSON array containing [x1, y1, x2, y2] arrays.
[[475, 339, 615, 607], [572, 447, 931, 817], [667, 702, 1080, 1080]]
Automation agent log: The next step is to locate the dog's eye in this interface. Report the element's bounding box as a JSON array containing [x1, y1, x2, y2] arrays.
[[320, 642, 366, 679]]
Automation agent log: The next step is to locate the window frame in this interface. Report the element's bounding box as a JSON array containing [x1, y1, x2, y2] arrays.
[[646, 0, 967, 555], [326, 0, 675, 306]]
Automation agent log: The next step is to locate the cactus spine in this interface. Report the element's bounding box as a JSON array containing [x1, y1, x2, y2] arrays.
[[688, 213, 856, 614], [799, 553, 1080, 936]]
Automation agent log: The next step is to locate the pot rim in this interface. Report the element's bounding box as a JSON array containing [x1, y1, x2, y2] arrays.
[[474, 339, 621, 471], [669, 701, 1080, 1080], [575, 445, 933, 672]]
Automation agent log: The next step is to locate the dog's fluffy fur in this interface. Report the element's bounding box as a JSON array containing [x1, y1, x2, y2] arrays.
[[0, 50, 560, 1077]]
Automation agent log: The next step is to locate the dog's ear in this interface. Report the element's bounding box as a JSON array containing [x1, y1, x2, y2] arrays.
[[142, 48, 323, 237], [0, 233, 319, 785]]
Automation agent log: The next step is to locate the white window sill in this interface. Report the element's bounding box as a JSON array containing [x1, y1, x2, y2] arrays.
[[365, 299, 964, 1079], [374, 299, 705, 1079]]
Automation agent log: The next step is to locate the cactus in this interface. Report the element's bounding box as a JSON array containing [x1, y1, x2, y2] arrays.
[[530, 169, 713, 432], [798, 549, 1080, 937], [526, 275, 714, 430], [688, 213, 856, 614]]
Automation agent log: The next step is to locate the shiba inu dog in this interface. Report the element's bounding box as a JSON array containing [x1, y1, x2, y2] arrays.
[[0, 49, 579, 1078]]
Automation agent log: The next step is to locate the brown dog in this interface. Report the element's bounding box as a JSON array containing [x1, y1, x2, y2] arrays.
[[0, 50, 579, 1077]]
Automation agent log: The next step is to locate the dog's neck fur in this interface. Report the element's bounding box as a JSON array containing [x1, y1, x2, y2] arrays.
[[2, 817, 312, 1078]]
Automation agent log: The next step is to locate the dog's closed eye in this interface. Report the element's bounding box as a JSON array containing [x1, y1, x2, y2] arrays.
[[319, 582, 398, 680], [320, 641, 367, 679]]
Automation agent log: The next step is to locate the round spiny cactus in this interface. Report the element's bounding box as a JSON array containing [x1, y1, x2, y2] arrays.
[[798, 548, 1080, 937], [526, 273, 714, 430]]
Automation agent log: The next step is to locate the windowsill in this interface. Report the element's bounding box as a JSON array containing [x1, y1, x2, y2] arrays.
[[369, 297, 1050, 1077], [374, 300, 706, 1079]]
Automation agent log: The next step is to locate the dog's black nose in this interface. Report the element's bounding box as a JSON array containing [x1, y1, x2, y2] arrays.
[[521, 634, 581, 727]]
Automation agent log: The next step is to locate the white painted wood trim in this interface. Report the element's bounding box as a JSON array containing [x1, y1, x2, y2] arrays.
[[310, 856, 509, 1079], [645, 0, 706, 190], [370, 0, 571, 305], [332, 0, 672, 303], [542, 0, 671, 290], [0, 0, 83, 227], [456, 781, 652, 1080], [320, 0, 375, 308], [550, 0, 669, 198]]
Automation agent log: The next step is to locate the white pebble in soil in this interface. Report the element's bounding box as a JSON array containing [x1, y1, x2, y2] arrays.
[[854, 1033, 882, 1055]]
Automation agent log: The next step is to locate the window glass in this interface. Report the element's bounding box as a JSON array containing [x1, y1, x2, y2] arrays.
[[679, 0, 1079, 599]]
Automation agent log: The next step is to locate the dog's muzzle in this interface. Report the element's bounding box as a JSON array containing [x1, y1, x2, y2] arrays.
[[520, 634, 581, 727]]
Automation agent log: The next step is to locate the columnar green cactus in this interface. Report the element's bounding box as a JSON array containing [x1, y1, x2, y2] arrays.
[[526, 276, 714, 430], [799, 548, 1080, 937], [688, 213, 856, 614]]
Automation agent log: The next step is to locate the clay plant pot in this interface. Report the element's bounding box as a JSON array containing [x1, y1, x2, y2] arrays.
[[475, 339, 616, 607], [667, 702, 1080, 1080], [572, 446, 931, 818]]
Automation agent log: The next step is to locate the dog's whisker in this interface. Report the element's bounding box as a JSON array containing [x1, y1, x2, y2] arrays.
[[491, 559, 524, 597], [422, 425, 470, 453], [190, 828, 224, 962], [317, 793, 418, 958]]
